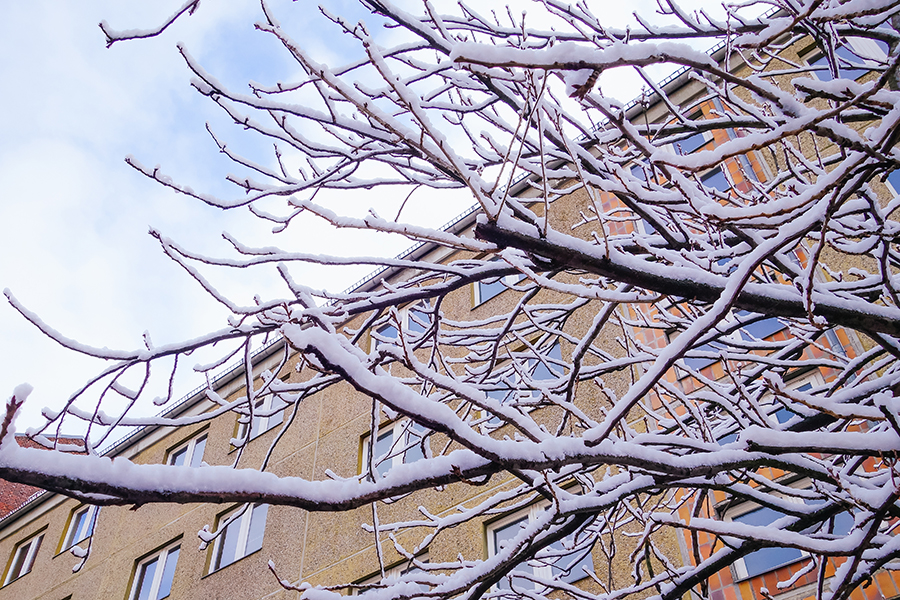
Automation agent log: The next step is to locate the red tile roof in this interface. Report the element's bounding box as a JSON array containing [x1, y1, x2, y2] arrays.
[[0, 435, 86, 519]]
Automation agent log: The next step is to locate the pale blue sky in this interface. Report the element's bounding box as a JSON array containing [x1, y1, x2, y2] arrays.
[[0, 0, 720, 432]]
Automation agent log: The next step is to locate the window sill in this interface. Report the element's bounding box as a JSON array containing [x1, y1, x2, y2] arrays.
[[202, 546, 264, 579]]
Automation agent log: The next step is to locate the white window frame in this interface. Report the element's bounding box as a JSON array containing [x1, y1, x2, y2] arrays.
[[61, 505, 99, 552], [353, 554, 429, 594], [3, 531, 43, 585], [721, 474, 837, 582], [473, 260, 525, 306], [805, 37, 886, 81], [129, 540, 180, 600], [166, 431, 207, 468], [361, 419, 427, 479], [210, 504, 268, 572], [664, 110, 711, 156], [724, 497, 807, 581], [885, 169, 900, 197], [713, 371, 825, 444], [486, 503, 593, 589], [237, 394, 287, 441], [762, 371, 826, 428], [480, 342, 564, 431], [371, 302, 434, 351]]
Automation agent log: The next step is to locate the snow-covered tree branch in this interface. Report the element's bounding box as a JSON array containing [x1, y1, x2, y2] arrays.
[[5, 1, 900, 600]]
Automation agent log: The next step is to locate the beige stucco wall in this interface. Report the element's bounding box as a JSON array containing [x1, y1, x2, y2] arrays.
[[0, 181, 650, 599]]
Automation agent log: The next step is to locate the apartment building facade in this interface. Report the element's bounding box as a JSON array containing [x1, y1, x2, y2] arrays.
[[0, 207, 628, 600]]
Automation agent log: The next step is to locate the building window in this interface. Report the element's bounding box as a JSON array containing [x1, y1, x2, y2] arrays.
[[483, 387, 515, 427], [630, 163, 648, 181], [730, 504, 803, 579], [371, 302, 434, 350], [237, 395, 288, 441], [700, 167, 730, 192], [725, 475, 854, 581], [375, 322, 399, 346], [808, 45, 869, 81], [805, 37, 886, 82], [474, 261, 524, 305], [353, 555, 429, 594], [481, 342, 563, 429], [362, 420, 426, 479], [3, 531, 43, 585], [886, 169, 900, 196], [527, 342, 563, 387], [487, 504, 593, 589], [61, 505, 98, 551], [714, 375, 824, 444], [167, 432, 207, 468], [681, 340, 725, 372], [674, 130, 707, 155], [736, 310, 785, 341], [727, 501, 852, 580], [674, 311, 767, 373], [669, 112, 709, 156], [407, 302, 432, 334], [129, 542, 180, 600], [476, 277, 507, 304], [211, 504, 268, 572]]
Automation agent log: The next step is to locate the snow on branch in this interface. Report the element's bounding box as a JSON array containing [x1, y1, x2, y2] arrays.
[[8, 2, 900, 600]]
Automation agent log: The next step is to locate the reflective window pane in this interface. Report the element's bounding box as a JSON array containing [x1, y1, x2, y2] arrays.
[[408, 305, 431, 333], [734, 506, 803, 577], [810, 46, 868, 81], [404, 422, 426, 464], [211, 504, 269, 572], [374, 430, 394, 477], [531, 344, 562, 381], [375, 323, 399, 348], [887, 169, 900, 195], [246, 504, 268, 556], [156, 547, 179, 599], [216, 518, 240, 570], [493, 517, 530, 589], [675, 131, 706, 155], [189, 437, 206, 468], [69, 509, 90, 546], [478, 278, 505, 303], [701, 167, 729, 192], [7, 547, 28, 582], [169, 447, 187, 467], [548, 537, 593, 583], [135, 557, 158, 600]]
